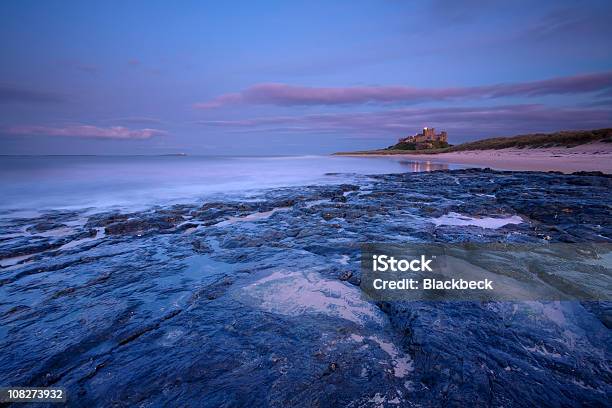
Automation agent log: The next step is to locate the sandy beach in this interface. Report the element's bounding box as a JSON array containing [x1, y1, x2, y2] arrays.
[[344, 142, 612, 173]]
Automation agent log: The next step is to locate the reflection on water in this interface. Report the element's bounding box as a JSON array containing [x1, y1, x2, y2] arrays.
[[397, 160, 448, 172]]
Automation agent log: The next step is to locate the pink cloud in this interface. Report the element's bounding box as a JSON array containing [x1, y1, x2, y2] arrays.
[[194, 71, 612, 108], [193, 93, 243, 109], [195, 104, 612, 139], [5, 125, 166, 140]]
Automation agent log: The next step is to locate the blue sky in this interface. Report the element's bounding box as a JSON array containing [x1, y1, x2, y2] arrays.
[[1, 0, 611, 155]]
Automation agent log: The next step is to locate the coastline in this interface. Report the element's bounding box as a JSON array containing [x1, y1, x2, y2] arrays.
[[1, 168, 610, 405], [336, 142, 612, 174]]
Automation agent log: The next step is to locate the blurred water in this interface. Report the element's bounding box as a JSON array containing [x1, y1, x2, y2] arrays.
[[0, 155, 456, 213]]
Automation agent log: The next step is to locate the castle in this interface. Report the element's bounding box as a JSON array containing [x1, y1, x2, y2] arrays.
[[398, 127, 448, 149]]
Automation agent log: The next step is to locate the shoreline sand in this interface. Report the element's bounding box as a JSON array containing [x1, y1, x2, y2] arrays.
[[339, 142, 612, 174]]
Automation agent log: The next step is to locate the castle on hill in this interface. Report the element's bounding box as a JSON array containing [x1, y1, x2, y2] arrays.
[[398, 127, 448, 149]]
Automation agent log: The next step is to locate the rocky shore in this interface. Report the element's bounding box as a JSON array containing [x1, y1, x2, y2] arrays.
[[0, 169, 611, 407]]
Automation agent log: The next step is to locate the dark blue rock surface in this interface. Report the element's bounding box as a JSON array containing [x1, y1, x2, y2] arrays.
[[0, 169, 610, 407]]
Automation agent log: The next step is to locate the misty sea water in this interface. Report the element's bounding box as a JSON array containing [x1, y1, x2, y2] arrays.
[[0, 155, 458, 214]]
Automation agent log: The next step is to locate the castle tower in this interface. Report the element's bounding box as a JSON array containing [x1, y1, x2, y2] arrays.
[[423, 127, 435, 139]]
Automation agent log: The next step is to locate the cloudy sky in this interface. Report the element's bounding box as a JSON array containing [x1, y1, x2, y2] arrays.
[[1, 0, 611, 155]]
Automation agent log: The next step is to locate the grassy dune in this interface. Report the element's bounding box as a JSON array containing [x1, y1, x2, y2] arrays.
[[334, 128, 612, 155]]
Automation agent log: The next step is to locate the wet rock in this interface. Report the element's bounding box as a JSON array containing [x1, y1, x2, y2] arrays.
[[192, 239, 212, 253], [177, 222, 199, 232], [85, 212, 130, 228], [338, 271, 352, 281], [0, 236, 62, 258], [152, 210, 185, 224], [104, 215, 182, 236], [1, 168, 610, 407], [270, 198, 296, 208], [347, 276, 361, 287], [26, 222, 67, 233]]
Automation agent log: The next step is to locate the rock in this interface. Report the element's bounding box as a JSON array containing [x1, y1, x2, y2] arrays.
[[177, 222, 199, 232], [1, 168, 610, 407], [338, 271, 352, 281], [26, 222, 67, 233], [104, 215, 179, 236], [192, 240, 212, 253], [86, 212, 130, 228]]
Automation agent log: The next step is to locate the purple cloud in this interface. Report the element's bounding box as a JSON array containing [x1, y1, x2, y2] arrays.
[[5, 125, 166, 140], [195, 104, 612, 140], [106, 116, 166, 126], [194, 72, 612, 109]]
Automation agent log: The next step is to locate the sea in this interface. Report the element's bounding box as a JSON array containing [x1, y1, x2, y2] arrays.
[[0, 155, 463, 214]]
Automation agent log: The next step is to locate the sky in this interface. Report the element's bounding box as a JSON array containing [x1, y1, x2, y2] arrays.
[[1, 0, 611, 155]]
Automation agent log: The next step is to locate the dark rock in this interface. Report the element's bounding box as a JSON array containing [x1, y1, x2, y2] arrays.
[[86, 212, 130, 228], [104, 214, 183, 236], [192, 240, 212, 253], [338, 271, 352, 281], [1, 168, 610, 407], [26, 222, 67, 233], [177, 222, 199, 232]]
